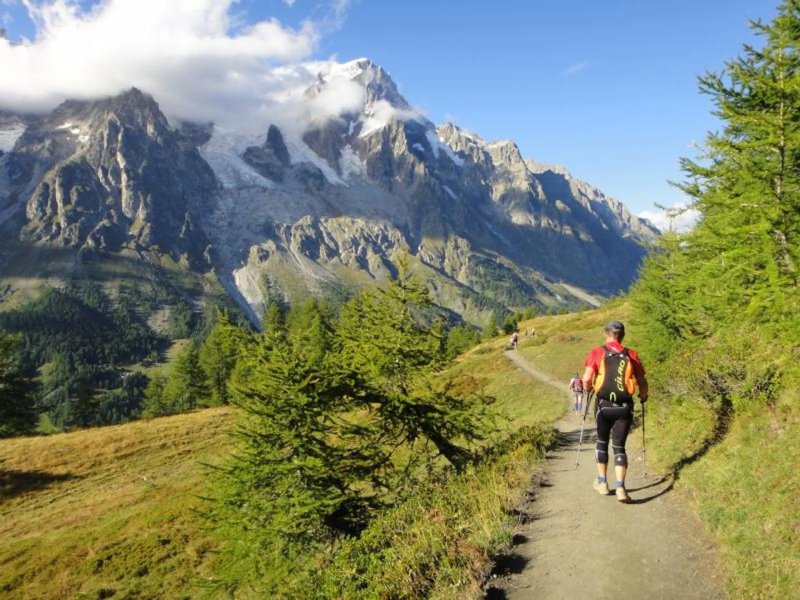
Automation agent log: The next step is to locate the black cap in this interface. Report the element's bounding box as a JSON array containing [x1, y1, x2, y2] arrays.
[[603, 320, 625, 337]]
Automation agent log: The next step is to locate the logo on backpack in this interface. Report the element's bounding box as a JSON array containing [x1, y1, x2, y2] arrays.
[[595, 345, 637, 403]]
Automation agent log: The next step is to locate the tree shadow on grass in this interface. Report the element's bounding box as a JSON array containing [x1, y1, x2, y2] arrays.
[[0, 469, 79, 500], [671, 396, 734, 478]]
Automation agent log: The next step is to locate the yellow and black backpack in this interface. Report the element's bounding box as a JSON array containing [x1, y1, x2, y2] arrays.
[[595, 345, 637, 404]]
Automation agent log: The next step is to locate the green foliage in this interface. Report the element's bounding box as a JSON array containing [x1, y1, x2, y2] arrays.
[[335, 267, 488, 471], [66, 379, 102, 429], [502, 312, 521, 335], [633, 0, 800, 419], [304, 425, 556, 600], [162, 344, 208, 412], [199, 311, 247, 406], [468, 254, 547, 309], [212, 267, 494, 594], [142, 370, 168, 418], [261, 302, 285, 335], [97, 373, 148, 424], [336, 271, 443, 392], [213, 306, 373, 591], [630, 5, 800, 596], [444, 324, 481, 359], [0, 332, 37, 437], [0, 281, 161, 428], [166, 301, 195, 339], [482, 311, 499, 340]]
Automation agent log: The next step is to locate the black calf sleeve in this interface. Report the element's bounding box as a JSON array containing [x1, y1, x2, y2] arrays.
[[596, 438, 609, 464], [613, 444, 628, 467]]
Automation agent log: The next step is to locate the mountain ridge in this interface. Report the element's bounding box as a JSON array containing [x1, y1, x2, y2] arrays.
[[0, 58, 658, 326]]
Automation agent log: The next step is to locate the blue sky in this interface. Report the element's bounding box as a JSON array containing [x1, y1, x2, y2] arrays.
[[1, 0, 780, 216]]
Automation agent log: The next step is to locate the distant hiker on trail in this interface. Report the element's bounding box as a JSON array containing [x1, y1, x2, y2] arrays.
[[510, 331, 519, 349], [568, 372, 584, 412], [582, 320, 648, 503]]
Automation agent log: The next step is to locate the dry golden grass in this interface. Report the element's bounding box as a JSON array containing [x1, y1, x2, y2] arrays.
[[0, 407, 232, 599]]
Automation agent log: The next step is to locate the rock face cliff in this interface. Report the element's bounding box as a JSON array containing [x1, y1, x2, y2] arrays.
[[0, 58, 658, 324], [1, 89, 215, 269]]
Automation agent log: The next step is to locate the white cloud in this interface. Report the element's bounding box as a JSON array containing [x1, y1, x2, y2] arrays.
[[639, 202, 699, 233], [561, 61, 588, 76], [0, 0, 365, 133], [282, 0, 296, 6]]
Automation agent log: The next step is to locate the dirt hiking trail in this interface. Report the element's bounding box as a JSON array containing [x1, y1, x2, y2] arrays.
[[487, 351, 725, 600]]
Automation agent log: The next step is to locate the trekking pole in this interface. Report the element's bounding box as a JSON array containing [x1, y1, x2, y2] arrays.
[[641, 401, 648, 477], [575, 391, 594, 469]]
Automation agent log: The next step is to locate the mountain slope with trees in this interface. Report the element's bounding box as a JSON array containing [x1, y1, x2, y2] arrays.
[[0, 311, 564, 598], [629, 3, 800, 595], [0, 51, 658, 431]]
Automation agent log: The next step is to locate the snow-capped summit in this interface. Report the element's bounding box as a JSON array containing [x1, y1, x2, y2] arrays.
[[0, 58, 659, 328], [343, 58, 411, 111]]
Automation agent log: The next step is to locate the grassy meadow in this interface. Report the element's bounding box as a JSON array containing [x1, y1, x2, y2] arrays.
[[0, 408, 232, 598], [3, 300, 796, 598], [0, 327, 567, 598]]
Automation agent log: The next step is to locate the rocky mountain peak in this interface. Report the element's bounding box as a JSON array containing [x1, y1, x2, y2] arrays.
[[4, 89, 216, 267], [343, 58, 410, 111], [2, 67, 662, 327], [309, 57, 411, 115], [485, 139, 526, 170], [241, 124, 292, 182], [436, 123, 482, 149]]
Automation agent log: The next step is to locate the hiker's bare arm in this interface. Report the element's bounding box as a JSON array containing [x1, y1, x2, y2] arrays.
[[638, 375, 649, 402], [581, 366, 594, 392]]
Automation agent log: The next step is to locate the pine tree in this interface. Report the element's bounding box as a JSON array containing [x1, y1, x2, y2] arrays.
[[633, 1, 800, 411], [482, 311, 499, 340], [199, 311, 246, 406], [335, 265, 488, 473], [502, 312, 520, 335], [444, 323, 481, 359], [261, 302, 285, 336], [211, 267, 491, 592], [163, 344, 209, 411], [67, 379, 101, 429], [672, 1, 800, 333], [285, 299, 334, 366], [0, 332, 37, 436], [142, 370, 169, 417], [215, 313, 369, 591]]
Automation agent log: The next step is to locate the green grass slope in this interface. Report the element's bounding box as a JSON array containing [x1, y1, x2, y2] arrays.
[[8, 301, 792, 598], [0, 408, 231, 598], [0, 330, 566, 598], [512, 302, 800, 599]]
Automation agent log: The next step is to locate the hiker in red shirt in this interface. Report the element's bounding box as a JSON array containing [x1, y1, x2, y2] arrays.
[[581, 320, 648, 503]]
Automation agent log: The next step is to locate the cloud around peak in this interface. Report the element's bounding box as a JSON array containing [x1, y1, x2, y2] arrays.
[[639, 201, 699, 233], [0, 0, 363, 132]]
